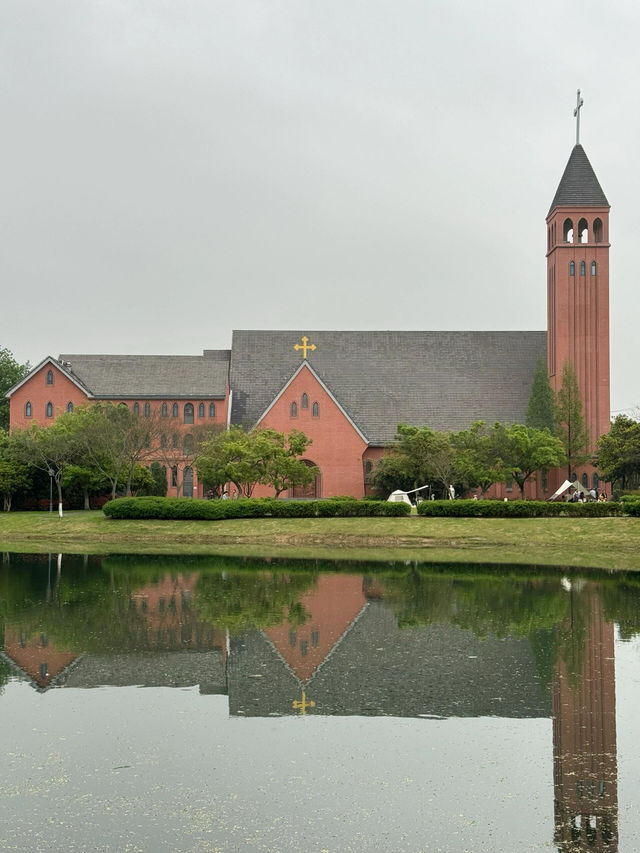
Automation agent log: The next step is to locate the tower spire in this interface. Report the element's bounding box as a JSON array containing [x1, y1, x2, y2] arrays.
[[574, 89, 584, 144]]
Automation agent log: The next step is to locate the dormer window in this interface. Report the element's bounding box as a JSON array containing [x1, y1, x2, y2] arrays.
[[46, 369, 54, 385]]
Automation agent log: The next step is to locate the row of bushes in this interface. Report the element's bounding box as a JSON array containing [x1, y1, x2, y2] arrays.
[[417, 499, 623, 518], [102, 496, 412, 520], [620, 495, 640, 517]]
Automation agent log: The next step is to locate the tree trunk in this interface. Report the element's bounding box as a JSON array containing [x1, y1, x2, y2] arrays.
[[83, 488, 90, 510], [55, 476, 64, 517]]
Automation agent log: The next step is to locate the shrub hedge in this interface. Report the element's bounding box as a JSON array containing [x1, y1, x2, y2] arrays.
[[620, 496, 640, 517], [416, 499, 623, 518], [102, 496, 412, 520]]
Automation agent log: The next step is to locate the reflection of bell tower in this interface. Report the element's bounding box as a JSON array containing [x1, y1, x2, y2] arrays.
[[552, 588, 618, 851], [546, 93, 610, 478]]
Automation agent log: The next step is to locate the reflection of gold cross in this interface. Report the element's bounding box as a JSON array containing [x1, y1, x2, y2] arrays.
[[292, 690, 315, 715], [294, 336, 316, 359]]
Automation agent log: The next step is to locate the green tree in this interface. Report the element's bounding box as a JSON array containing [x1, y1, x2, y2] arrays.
[[555, 361, 590, 478], [71, 404, 157, 499], [148, 461, 168, 496], [526, 358, 556, 433], [13, 420, 81, 516], [196, 426, 316, 498], [259, 429, 317, 497], [596, 414, 640, 493], [0, 346, 30, 431], [451, 421, 505, 495], [492, 423, 565, 499], [61, 464, 108, 510], [370, 451, 416, 496], [0, 431, 32, 511]]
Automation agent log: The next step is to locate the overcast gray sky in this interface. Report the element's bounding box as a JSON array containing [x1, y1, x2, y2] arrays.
[[1, 1, 638, 414]]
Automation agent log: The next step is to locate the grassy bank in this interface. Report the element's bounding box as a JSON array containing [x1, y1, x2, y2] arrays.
[[1, 510, 639, 570]]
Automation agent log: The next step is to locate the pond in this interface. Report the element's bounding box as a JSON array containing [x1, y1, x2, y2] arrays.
[[1, 553, 639, 852]]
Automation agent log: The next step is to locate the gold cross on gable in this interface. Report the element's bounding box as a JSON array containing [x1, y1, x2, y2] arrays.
[[293, 336, 316, 359], [292, 690, 315, 715]]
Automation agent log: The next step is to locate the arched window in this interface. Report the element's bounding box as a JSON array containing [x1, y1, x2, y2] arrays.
[[66, 402, 74, 413], [184, 403, 194, 424], [198, 402, 205, 418], [25, 401, 32, 417], [571, 473, 577, 483], [161, 433, 167, 448], [144, 402, 151, 417], [578, 218, 588, 243], [312, 401, 319, 417], [46, 402, 53, 418], [301, 393, 308, 409], [209, 403, 215, 418], [569, 261, 575, 276], [171, 466, 178, 487], [581, 472, 588, 488], [162, 402, 168, 417], [591, 260, 597, 275], [46, 369, 53, 385], [172, 433, 179, 449], [593, 472, 599, 490], [133, 402, 140, 415], [563, 218, 574, 243], [172, 403, 178, 417], [593, 217, 603, 242], [290, 401, 297, 417], [183, 433, 194, 455], [580, 261, 586, 276]]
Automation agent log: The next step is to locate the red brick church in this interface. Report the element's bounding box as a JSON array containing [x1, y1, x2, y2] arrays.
[[6, 138, 611, 500]]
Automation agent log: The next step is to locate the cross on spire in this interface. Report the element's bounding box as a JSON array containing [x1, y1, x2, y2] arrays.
[[574, 89, 584, 145]]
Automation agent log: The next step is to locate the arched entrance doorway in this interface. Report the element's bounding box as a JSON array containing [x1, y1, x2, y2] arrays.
[[292, 460, 320, 498]]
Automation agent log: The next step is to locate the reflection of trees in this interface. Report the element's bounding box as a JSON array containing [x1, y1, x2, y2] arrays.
[[1, 553, 318, 653], [375, 569, 611, 685], [194, 571, 316, 635]]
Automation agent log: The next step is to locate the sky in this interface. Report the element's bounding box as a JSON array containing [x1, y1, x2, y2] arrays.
[[1, 0, 638, 414]]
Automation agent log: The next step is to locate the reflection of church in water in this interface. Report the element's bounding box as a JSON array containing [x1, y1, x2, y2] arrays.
[[1, 563, 619, 851]]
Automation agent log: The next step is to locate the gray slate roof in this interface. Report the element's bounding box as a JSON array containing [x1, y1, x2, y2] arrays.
[[229, 330, 546, 444], [58, 350, 230, 399], [549, 144, 609, 213]]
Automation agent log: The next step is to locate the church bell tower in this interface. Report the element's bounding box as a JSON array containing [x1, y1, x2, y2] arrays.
[[546, 93, 610, 467]]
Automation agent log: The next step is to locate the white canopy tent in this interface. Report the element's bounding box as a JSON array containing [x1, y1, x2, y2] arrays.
[[548, 479, 589, 501], [387, 485, 430, 504]]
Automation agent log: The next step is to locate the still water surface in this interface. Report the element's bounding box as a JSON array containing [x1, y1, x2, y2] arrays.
[[1, 553, 640, 852]]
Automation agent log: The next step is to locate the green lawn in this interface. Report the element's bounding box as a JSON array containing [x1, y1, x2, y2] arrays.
[[1, 510, 639, 570]]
